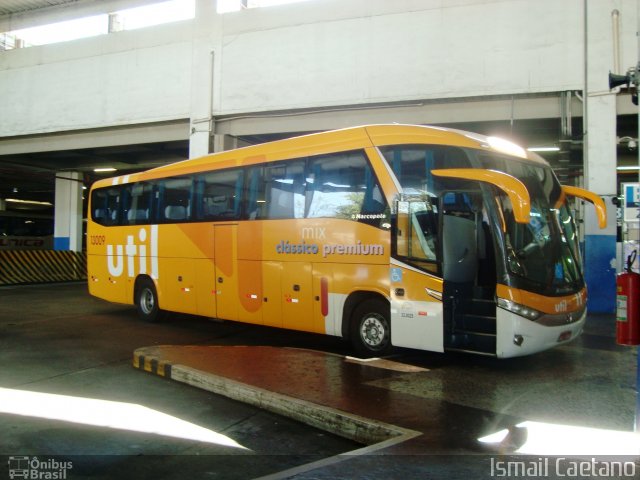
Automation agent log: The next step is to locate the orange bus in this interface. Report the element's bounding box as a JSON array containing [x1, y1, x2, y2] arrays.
[[87, 125, 606, 358]]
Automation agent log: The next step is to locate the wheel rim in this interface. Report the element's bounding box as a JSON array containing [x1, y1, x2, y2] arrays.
[[140, 288, 155, 315], [360, 313, 388, 350]]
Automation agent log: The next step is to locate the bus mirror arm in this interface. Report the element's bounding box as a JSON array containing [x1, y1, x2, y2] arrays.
[[432, 169, 531, 224], [562, 186, 607, 229]]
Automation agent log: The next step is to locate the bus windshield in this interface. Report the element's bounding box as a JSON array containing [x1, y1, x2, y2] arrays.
[[480, 154, 583, 295]]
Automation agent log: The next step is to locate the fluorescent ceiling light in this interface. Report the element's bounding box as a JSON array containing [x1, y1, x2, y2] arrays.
[[617, 166, 639, 171], [527, 146, 560, 152], [94, 167, 117, 172], [6, 198, 53, 206]]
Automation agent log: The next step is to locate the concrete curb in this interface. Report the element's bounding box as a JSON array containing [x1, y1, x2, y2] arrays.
[[133, 347, 420, 447]]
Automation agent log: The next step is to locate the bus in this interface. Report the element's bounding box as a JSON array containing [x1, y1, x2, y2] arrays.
[[0, 211, 54, 250], [87, 124, 606, 358]]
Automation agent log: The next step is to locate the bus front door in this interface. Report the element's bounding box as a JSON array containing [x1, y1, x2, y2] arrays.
[[441, 191, 497, 354]]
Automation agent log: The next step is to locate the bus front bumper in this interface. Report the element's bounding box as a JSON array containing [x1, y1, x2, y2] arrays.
[[496, 308, 586, 358]]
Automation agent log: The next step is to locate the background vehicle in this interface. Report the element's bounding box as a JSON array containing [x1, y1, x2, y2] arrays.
[[0, 211, 53, 250], [87, 125, 605, 358]]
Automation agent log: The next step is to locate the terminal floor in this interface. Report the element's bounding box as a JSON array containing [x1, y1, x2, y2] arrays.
[[1, 283, 638, 479], [135, 312, 640, 478], [0, 284, 359, 479]]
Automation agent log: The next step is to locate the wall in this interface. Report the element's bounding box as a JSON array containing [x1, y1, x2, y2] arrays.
[[0, 0, 637, 138], [0, 21, 193, 137], [216, 0, 587, 114]]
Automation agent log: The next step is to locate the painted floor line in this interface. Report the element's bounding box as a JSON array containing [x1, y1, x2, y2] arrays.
[[253, 430, 423, 480]]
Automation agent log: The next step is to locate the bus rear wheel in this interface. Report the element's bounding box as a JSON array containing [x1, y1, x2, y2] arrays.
[[135, 278, 164, 323], [350, 299, 392, 358]]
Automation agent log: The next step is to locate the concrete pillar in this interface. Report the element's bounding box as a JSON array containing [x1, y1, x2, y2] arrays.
[[212, 134, 238, 153], [583, 1, 618, 313], [54, 172, 83, 252], [584, 96, 617, 313], [190, 118, 213, 158], [189, 0, 220, 159]]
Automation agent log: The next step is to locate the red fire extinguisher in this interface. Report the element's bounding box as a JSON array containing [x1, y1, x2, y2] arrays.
[[616, 250, 640, 346]]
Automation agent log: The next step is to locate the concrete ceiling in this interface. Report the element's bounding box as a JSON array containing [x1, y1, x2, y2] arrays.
[[0, 140, 189, 209]]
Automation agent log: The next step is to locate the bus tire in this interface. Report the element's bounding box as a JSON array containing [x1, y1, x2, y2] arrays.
[[350, 299, 392, 358], [135, 278, 164, 323]]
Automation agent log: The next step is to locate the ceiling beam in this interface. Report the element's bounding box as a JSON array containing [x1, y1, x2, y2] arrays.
[[0, 119, 189, 156]]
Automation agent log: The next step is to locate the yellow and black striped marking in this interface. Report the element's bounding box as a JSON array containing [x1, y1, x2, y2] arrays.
[[0, 250, 87, 286], [133, 353, 173, 378]]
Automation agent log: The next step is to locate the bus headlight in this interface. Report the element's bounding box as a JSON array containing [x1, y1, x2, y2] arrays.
[[497, 298, 542, 321]]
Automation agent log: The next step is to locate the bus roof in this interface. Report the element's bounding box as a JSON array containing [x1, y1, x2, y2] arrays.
[[92, 124, 548, 189]]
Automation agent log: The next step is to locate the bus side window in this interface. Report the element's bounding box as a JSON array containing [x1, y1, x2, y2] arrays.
[[245, 166, 265, 220], [360, 166, 387, 222], [265, 161, 306, 220], [442, 192, 474, 220], [382, 146, 436, 194], [127, 182, 153, 225], [306, 151, 386, 224], [160, 177, 193, 222], [380, 145, 470, 195], [396, 199, 439, 267], [120, 184, 133, 225], [91, 188, 121, 226], [411, 199, 439, 261], [198, 169, 243, 220]]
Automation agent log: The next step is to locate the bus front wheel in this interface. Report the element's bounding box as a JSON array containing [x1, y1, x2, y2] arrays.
[[350, 299, 392, 358], [135, 279, 164, 323]]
